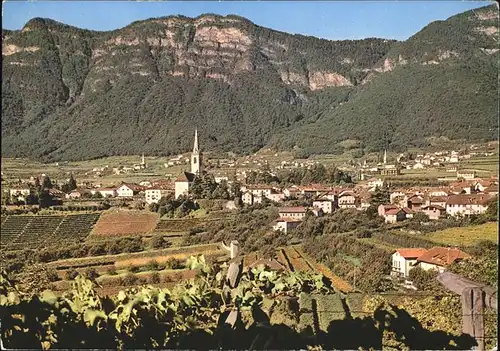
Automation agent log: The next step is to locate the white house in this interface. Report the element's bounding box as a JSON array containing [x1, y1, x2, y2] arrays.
[[313, 199, 334, 214], [116, 183, 143, 197], [338, 191, 357, 209], [9, 186, 31, 201], [145, 187, 172, 204], [457, 170, 476, 180], [391, 248, 428, 277], [446, 194, 492, 216], [278, 207, 308, 220], [273, 217, 302, 234]]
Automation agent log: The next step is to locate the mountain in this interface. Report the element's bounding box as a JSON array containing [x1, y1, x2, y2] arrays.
[[1, 5, 498, 161]]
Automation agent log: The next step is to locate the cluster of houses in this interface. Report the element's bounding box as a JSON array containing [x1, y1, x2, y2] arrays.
[[391, 246, 471, 278], [378, 178, 498, 223]]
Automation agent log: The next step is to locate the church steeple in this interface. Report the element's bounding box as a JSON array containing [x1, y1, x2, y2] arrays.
[[191, 129, 202, 174], [193, 129, 199, 153], [383, 149, 387, 165]]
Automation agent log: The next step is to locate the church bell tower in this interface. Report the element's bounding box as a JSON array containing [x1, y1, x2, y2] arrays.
[[191, 129, 203, 175]]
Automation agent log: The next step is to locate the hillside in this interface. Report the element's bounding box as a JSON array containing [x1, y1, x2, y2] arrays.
[[269, 4, 499, 154], [1, 5, 498, 161]]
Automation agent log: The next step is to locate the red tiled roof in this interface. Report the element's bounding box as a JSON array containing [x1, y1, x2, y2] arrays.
[[446, 194, 493, 206], [401, 207, 415, 214], [278, 206, 306, 213], [395, 248, 428, 259], [119, 183, 144, 191], [385, 209, 401, 215], [416, 247, 471, 267]]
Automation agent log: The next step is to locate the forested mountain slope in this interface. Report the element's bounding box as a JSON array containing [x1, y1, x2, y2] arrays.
[[1, 5, 498, 161]]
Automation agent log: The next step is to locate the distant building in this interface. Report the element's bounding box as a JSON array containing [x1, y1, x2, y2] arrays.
[[273, 217, 302, 234], [116, 183, 143, 197], [457, 170, 476, 180], [446, 194, 492, 216], [313, 199, 334, 214], [145, 186, 172, 204]]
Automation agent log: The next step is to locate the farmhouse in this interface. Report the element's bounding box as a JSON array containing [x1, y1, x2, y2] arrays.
[[420, 204, 445, 220], [273, 217, 302, 234], [391, 248, 428, 277], [338, 191, 358, 209], [378, 204, 398, 217], [279, 206, 308, 220], [145, 186, 172, 204], [445, 194, 493, 216], [414, 247, 471, 272], [9, 186, 31, 201], [66, 189, 91, 199], [313, 198, 334, 214], [457, 170, 476, 180], [116, 183, 143, 197]]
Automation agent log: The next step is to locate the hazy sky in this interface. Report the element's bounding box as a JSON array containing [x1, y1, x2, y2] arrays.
[[2, 1, 494, 41]]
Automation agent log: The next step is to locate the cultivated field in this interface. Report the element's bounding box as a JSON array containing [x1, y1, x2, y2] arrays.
[[424, 222, 498, 246], [0, 213, 100, 250], [91, 209, 159, 236]]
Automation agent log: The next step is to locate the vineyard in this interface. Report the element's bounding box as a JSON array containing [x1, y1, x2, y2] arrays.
[[91, 210, 159, 236], [154, 218, 212, 232], [0, 214, 100, 251], [47, 243, 224, 270], [424, 222, 498, 246]]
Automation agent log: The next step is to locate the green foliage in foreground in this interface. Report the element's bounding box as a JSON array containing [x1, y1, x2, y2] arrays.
[[0, 254, 487, 350], [0, 255, 330, 349]]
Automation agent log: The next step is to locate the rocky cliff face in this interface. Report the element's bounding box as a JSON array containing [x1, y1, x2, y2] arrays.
[[2, 14, 393, 97]]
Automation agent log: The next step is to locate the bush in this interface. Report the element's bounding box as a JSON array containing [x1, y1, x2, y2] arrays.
[[149, 272, 161, 284], [65, 269, 79, 280], [165, 258, 183, 270], [128, 265, 140, 273], [84, 267, 99, 280], [46, 268, 60, 282], [145, 260, 160, 271], [150, 235, 167, 249], [121, 273, 138, 286]]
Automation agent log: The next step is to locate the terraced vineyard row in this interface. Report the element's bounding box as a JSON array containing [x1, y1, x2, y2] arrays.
[[154, 218, 211, 232], [282, 246, 314, 272], [47, 243, 224, 270], [1, 214, 100, 250], [294, 246, 353, 293]]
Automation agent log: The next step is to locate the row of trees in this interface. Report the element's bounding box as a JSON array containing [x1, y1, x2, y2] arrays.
[[244, 163, 353, 186]]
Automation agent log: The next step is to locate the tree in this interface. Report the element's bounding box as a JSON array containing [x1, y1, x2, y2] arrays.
[[39, 189, 55, 208], [42, 176, 53, 189], [68, 174, 77, 191], [483, 196, 498, 221], [370, 185, 390, 207]]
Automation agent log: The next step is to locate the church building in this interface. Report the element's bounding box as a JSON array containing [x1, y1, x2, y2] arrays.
[[175, 129, 203, 198]]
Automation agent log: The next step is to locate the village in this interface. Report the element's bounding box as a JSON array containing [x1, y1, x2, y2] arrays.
[[1, 130, 498, 286]]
